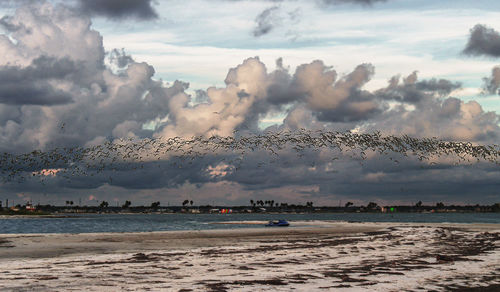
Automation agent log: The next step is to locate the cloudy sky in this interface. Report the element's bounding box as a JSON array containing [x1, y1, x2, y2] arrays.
[[0, 0, 499, 207]]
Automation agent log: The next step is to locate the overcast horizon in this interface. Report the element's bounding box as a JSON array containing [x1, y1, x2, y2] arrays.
[[0, 0, 500, 207]]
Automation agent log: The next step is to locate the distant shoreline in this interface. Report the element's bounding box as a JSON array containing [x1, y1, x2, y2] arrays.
[[1, 209, 499, 215], [0, 210, 499, 220], [2, 202, 500, 216]]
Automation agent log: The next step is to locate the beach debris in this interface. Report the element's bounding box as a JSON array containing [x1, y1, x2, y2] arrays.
[[435, 254, 455, 263]]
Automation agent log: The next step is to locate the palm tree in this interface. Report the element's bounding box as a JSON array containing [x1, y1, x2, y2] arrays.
[[122, 200, 131, 208], [189, 200, 193, 206], [182, 199, 189, 207], [367, 202, 378, 210]]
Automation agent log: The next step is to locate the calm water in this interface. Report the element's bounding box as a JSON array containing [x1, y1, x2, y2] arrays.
[[0, 212, 499, 234]]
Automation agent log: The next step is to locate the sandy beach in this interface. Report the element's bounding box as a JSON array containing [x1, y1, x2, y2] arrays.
[[0, 222, 499, 291]]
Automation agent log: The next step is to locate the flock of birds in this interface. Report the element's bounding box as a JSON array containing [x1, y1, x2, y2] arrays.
[[0, 129, 499, 184]]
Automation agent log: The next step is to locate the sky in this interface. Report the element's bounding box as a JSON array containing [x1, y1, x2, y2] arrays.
[[0, 0, 500, 207]]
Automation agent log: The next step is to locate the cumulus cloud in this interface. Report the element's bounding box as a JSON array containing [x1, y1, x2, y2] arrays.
[[295, 61, 381, 122], [371, 97, 498, 142], [463, 24, 500, 58], [0, 3, 173, 153], [77, 0, 158, 20], [1, 2, 500, 205], [0, 4, 104, 68]]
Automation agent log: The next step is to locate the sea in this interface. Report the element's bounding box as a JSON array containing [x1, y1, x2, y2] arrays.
[[0, 212, 499, 234]]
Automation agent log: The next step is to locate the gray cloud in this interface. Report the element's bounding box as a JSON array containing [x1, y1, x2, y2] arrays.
[[0, 56, 77, 105], [374, 72, 461, 104], [0, 16, 23, 32], [253, 6, 280, 37], [0, 84, 72, 106], [251, 6, 302, 38], [416, 78, 462, 96], [320, 0, 388, 6], [77, 0, 158, 20], [482, 66, 500, 95], [252, 0, 384, 37], [463, 24, 500, 58], [108, 48, 135, 69], [0, 0, 35, 7]]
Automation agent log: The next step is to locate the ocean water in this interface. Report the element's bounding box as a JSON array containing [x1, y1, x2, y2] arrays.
[[0, 212, 499, 234]]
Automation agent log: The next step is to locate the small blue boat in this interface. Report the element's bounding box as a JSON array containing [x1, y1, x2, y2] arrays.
[[265, 219, 290, 227]]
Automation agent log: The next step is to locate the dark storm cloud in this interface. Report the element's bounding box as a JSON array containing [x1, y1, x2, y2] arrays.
[[253, 6, 280, 37], [463, 24, 500, 58], [0, 56, 78, 81], [0, 84, 72, 105], [0, 56, 77, 105], [77, 0, 158, 20]]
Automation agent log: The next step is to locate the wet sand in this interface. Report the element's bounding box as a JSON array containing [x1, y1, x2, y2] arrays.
[[0, 222, 499, 291]]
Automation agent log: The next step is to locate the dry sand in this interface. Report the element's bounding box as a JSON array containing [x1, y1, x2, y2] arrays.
[[0, 221, 499, 291]]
